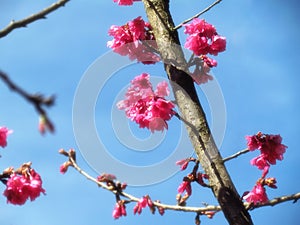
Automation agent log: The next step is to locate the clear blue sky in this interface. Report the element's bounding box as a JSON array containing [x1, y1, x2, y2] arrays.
[[0, 0, 299, 224]]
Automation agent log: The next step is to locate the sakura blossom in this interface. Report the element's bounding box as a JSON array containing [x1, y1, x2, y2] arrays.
[[107, 16, 159, 64], [246, 132, 287, 165], [176, 159, 190, 170], [117, 73, 175, 132], [0, 126, 12, 148], [133, 196, 153, 215], [113, 0, 141, 6], [112, 201, 127, 219], [177, 180, 192, 196], [243, 183, 269, 204], [3, 169, 45, 205], [184, 18, 226, 56]]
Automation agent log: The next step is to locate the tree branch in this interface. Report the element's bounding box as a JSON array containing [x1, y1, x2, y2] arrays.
[[173, 0, 222, 30], [223, 148, 250, 163], [0, 0, 70, 38], [245, 193, 300, 210], [65, 151, 300, 214], [0, 70, 55, 133]]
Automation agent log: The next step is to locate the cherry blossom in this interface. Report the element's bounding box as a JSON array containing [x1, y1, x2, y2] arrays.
[[133, 196, 153, 215], [107, 17, 159, 64], [3, 169, 45, 205], [113, 0, 141, 6], [177, 180, 192, 196], [0, 126, 12, 148], [246, 132, 287, 165], [243, 183, 268, 204], [112, 200, 127, 219], [117, 73, 175, 132], [184, 18, 226, 56], [176, 159, 190, 170]]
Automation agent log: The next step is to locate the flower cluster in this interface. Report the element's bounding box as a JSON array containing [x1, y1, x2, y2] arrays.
[[246, 132, 287, 178], [176, 158, 209, 206], [113, 0, 141, 6], [133, 195, 154, 215], [184, 18, 226, 57], [0, 126, 12, 148], [243, 177, 277, 204], [243, 132, 287, 204], [113, 200, 127, 219], [117, 73, 175, 132], [184, 19, 226, 84], [1, 163, 45, 205], [107, 16, 160, 64]]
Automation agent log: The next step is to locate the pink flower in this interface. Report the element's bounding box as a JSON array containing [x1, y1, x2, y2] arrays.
[[250, 155, 270, 178], [155, 81, 170, 97], [177, 180, 192, 196], [113, 0, 140, 6], [246, 132, 287, 165], [201, 55, 217, 68], [118, 73, 175, 132], [112, 201, 127, 219], [3, 169, 45, 205], [208, 35, 226, 56], [185, 34, 210, 56], [59, 161, 72, 174], [97, 173, 117, 182], [183, 19, 226, 57], [133, 196, 153, 215], [0, 126, 12, 148], [184, 18, 216, 38], [176, 159, 190, 170], [243, 183, 268, 204], [107, 17, 159, 64]]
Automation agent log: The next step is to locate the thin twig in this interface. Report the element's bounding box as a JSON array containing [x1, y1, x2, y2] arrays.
[[0, 0, 70, 38], [0, 70, 55, 133], [223, 148, 250, 163], [245, 192, 300, 210], [68, 154, 300, 213], [173, 0, 222, 30]]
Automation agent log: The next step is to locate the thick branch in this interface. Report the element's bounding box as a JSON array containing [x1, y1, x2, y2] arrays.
[[141, 1, 253, 225], [0, 0, 70, 38]]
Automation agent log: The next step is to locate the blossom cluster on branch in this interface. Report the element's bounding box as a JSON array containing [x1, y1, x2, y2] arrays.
[[117, 73, 175, 132], [243, 132, 287, 204]]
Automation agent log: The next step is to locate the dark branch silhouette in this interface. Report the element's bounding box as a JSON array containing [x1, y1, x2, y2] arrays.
[[0, 70, 55, 133], [0, 0, 70, 38]]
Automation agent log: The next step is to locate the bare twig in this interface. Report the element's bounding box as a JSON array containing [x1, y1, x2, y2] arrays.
[[0, 70, 55, 133], [66, 151, 300, 214], [173, 0, 222, 30], [245, 193, 300, 210], [223, 148, 250, 162], [0, 0, 70, 38]]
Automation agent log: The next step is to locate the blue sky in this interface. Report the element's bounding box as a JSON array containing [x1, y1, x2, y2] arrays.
[[0, 0, 299, 224]]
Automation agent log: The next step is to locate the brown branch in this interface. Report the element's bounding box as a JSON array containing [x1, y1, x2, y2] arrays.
[[0, 0, 70, 38], [67, 153, 222, 213], [245, 193, 300, 210], [0, 70, 55, 133], [223, 148, 250, 163], [66, 152, 300, 214], [173, 0, 222, 30]]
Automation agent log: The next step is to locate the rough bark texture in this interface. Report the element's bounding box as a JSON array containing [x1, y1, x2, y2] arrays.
[[142, 1, 253, 224]]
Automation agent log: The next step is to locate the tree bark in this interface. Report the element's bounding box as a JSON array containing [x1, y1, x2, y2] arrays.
[[142, 1, 253, 224]]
